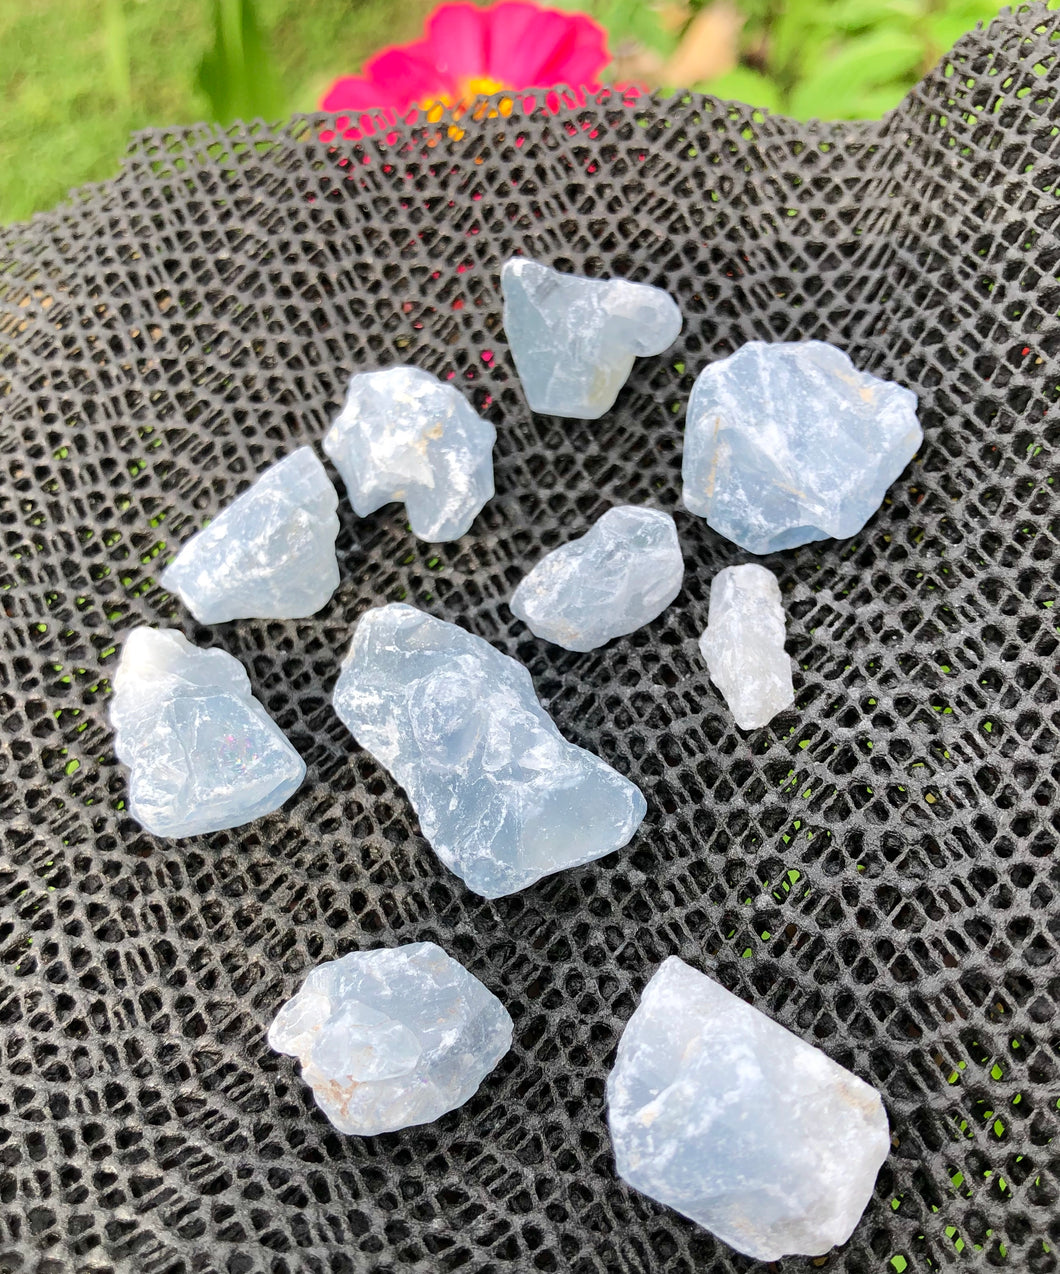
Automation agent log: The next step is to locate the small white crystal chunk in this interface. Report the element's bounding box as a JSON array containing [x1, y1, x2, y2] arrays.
[[332, 603, 646, 898], [268, 942, 512, 1136], [161, 447, 340, 624], [501, 257, 682, 420], [510, 505, 684, 652], [682, 340, 922, 554], [323, 366, 496, 542], [607, 956, 890, 1262], [699, 563, 794, 729], [110, 627, 305, 837]]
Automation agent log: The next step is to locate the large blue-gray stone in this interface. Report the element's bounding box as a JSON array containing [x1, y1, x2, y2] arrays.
[[162, 446, 339, 624], [268, 942, 512, 1136], [501, 257, 682, 419], [682, 340, 922, 554], [110, 626, 305, 837], [332, 604, 646, 898], [323, 366, 496, 542], [510, 505, 684, 652], [607, 956, 890, 1261]]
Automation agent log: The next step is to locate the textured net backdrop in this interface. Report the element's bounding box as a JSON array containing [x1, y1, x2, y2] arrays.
[[1, 4, 1059, 1273]]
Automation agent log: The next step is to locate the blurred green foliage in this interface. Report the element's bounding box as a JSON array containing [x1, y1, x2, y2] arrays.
[[0, 0, 1004, 224], [587, 0, 1004, 116], [718, 0, 1005, 117], [0, 0, 429, 224], [198, 0, 287, 122]]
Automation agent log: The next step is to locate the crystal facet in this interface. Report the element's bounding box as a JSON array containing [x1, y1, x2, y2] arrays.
[[510, 505, 684, 652], [110, 627, 305, 837], [501, 257, 682, 419], [323, 365, 496, 541], [607, 956, 890, 1262], [161, 447, 339, 624], [268, 942, 512, 1136], [332, 603, 646, 898], [682, 340, 922, 554], [699, 563, 794, 729]]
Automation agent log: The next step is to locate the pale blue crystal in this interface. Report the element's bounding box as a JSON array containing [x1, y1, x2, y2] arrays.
[[501, 257, 682, 419], [510, 505, 684, 652], [268, 942, 512, 1136], [161, 447, 340, 624], [323, 366, 496, 542], [682, 340, 922, 554], [110, 626, 305, 838], [332, 604, 646, 898], [607, 956, 890, 1262], [699, 563, 794, 729]]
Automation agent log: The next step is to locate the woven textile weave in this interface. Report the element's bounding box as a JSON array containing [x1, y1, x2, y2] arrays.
[[1, 5, 1058, 1271]]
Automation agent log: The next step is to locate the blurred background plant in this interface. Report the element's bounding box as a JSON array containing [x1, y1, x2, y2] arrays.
[[587, 0, 1005, 117], [0, 0, 1003, 224]]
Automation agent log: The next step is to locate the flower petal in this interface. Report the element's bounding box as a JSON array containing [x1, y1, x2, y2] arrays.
[[534, 11, 610, 87], [480, 3, 547, 81], [484, 4, 609, 88], [321, 77, 396, 112], [362, 41, 459, 103], [425, 3, 488, 79]]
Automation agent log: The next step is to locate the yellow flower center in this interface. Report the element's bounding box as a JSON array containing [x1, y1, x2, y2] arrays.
[[463, 75, 505, 98], [422, 77, 514, 133]]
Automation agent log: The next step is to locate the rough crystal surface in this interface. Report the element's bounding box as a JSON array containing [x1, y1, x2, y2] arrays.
[[323, 365, 496, 541], [110, 627, 306, 838], [501, 257, 682, 419], [161, 447, 339, 624], [510, 505, 684, 652], [607, 956, 890, 1262], [268, 942, 512, 1136], [699, 563, 794, 729], [332, 603, 646, 898], [682, 340, 922, 554]]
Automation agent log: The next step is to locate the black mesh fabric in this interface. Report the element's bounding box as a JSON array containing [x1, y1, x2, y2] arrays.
[[1, 3, 1059, 1271]]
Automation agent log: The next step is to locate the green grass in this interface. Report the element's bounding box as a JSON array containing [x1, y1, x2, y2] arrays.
[[0, 0, 430, 224]]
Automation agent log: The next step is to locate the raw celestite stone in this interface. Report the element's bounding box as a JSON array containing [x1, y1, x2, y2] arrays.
[[510, 505, 684, 652], [332, 604, 646, 898], [162, 447, 340, 624], [110, 627, 305, 837], [699, 563, 794, 729], [323, 366, 496, 542], [501, 257, 682, 419], [682, 340, 922, 554], [268, 942, 512, 1136], [607, 957, 890, 1262]]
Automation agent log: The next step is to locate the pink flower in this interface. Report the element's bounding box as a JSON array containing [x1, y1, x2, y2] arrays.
[[321, 2, 610, 121]]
